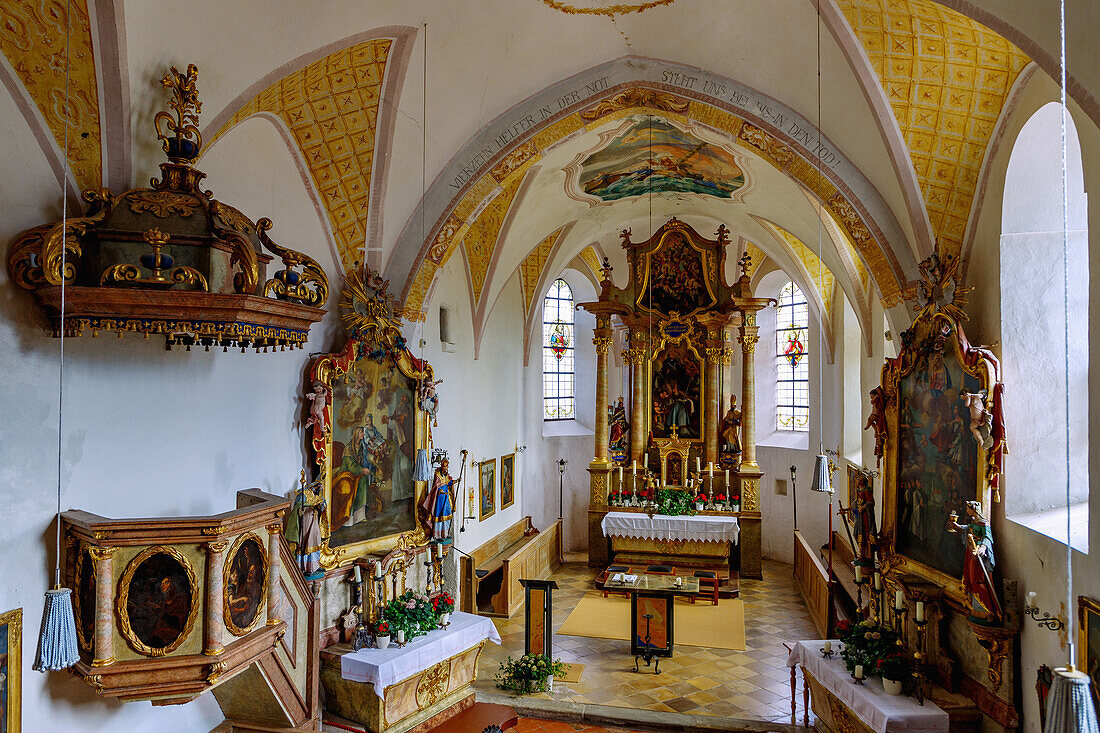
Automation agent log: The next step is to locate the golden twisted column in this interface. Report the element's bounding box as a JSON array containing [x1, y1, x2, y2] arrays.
[[738, 311, 761, 469], [592, 317, 613, 467], [203, 539, 229, 656], [622, 332, 647, 465], [88, 546, 118, 667]]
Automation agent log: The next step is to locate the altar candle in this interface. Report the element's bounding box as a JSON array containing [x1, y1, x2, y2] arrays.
[[644, 453, 649, 468], [916, 601, 925, 622], [619, 466, 624, 484], [633, 460, 637, 475], [895, 590, 904, 610], [353, 565, 362, 583], [725, 469, 730, 484], [854, 566, 862, 583], [374, 561, 383, 579], [396, 629, 405, 644], [823, 641, 832, 653], [709, 463, 714, 477], [696, 456, 701, 472], [436, 542, 443, 559], [874, 572, 882, 591], [1026, 591, 1037, 609], [854, 665, 863, 679]]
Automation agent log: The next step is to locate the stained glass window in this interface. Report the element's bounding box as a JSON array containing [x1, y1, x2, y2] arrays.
[[776, 281, 809, 431], [543, 278, 575, 420]]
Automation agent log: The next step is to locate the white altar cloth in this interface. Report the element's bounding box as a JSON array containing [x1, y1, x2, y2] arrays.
[[340, 611, 501, 699], [600, 511, 739, 544], [787, 640, 949, 733]]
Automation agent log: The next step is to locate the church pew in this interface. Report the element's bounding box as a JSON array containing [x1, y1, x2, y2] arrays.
[[460, 516, 562, 618]]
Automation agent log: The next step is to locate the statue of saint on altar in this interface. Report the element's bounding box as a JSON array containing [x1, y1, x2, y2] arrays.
[[947, 501, 1003, 624], [420, 458, 456, 540], [608, 397, 629, 464], [719, 395, 742, 466]]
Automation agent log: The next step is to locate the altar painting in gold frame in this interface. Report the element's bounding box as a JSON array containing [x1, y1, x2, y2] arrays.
[[648, 333, 704, 442], [306, 267, 433, 569], [634, 226, 719, 319], [879, 310, 1000, 606], [1079, 595, 1100, 710], [0, 608, 20, 732]]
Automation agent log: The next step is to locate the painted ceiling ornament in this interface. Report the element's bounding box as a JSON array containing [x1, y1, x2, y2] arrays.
[[913, 241, 972, 323], [537, 0, 675, 16], [548, 320, 570, 360]]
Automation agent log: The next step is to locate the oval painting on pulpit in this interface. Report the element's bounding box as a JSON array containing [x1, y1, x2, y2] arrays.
[[120, 547, 198, 656], [224, 534, 267, 636]]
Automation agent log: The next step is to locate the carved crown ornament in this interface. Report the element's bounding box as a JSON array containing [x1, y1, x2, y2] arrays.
[[8, 64, 329, 352]]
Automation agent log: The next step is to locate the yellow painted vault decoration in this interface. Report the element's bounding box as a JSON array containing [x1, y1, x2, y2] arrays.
[[835, 0, 1031, 258], [771, 224, 836, 318], [741, 242, 767, 281], [0, 0, 102, 190], [519, 227, 565, 315], [578, 245, 603, 282], [210, 38, 393, 271]]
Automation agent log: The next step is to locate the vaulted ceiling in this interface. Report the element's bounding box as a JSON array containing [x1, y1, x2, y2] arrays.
[[1, 0, 1093, 349]]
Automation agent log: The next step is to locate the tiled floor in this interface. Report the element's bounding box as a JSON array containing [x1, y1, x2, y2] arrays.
[[475, 556, 820, 726]]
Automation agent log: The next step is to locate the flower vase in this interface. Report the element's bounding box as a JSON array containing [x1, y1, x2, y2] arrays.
[[882, 677, 903, 695], [695, 502, 704, 511], [439, 612, 451, 626], [545, 674, 554, 693], [376, 635, 390, 650]]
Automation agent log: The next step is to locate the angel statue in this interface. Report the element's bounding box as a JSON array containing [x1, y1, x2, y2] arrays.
[[419, 378, 442, 426], [420, 458, 456, 540], [947, 501, 1003, 624], [305, 380, 329, 432], [961, 391, 994, 449]]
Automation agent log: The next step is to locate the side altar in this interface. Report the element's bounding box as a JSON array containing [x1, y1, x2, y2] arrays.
[[578, 218, 773, 578]]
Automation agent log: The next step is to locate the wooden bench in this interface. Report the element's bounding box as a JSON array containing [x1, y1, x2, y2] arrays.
[[460, 516, 562, 618]]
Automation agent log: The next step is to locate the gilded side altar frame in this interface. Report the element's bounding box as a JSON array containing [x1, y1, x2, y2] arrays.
[[0, 607, 21, 733], [878, 309, 1000, 608], [307, 268, 434, 570]]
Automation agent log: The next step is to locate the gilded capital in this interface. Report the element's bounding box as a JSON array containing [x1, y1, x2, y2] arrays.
[[593, 337, 613, 355], [621, 348, 645, 364], [738, 333, 760, 353], [266, 522, 283, 535], [205, 540, 230, 554], [88, 546, 118, 561]]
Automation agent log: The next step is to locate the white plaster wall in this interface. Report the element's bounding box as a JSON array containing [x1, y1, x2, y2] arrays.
[[965, 68, 1100, 733], [0, 93, 342, 730], [416, 258, 525, 562]]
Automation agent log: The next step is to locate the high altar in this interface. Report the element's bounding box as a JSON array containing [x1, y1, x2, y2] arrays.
[[579, 217, 773, 578]]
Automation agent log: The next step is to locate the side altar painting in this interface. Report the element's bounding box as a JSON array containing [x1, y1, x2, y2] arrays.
[[294, 266, 437, 569]]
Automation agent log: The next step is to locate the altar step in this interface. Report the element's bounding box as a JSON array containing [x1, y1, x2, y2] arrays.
[[425, 703, 518, 732]]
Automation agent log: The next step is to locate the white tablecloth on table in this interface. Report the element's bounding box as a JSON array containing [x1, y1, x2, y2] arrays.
[[787, 640, 949, 733], [600, 511, 739, 544], [339, 611, 501, 699]]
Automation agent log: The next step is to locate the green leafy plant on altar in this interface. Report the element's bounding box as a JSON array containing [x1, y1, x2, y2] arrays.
[[654, 489, 696, 516], [876, 650, 912, 682], [836, 618, 899, 675], [382, 590, 437, 640], [495, 653, 567, 693]]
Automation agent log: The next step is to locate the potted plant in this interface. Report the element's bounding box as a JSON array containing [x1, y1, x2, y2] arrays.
[[876, 651, 911, 695], [383, 590, 438, 641], [433, 591, 456, 626], [495, 653, 567, 694], [375, 620, 391, 649], [837, 618, 899, 677], [695, 492, 706, 511]]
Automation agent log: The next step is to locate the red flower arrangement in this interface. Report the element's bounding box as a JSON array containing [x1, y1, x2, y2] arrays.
[[433, 592, 456, 615], [695, 493, 707, 503], [717, 493, 726, 502], [375, 621, 391, 637]]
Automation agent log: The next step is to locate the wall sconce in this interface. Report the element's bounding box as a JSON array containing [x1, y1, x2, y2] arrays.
[[514, 443, 527, 454], [1025, 592, 1065, 632]]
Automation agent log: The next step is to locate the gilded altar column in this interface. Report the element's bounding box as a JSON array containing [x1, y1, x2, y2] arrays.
[[592, 317, 613, 467], [203, 538, 229, 655], [624, 331, 646, 464], [738, 310, 762, 469], [704, 346, 721, 465], [89, 546, 118, 667], [266, 521, 283, 626]]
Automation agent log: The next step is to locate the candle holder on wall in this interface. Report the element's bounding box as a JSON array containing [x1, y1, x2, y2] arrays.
[[1024, 593, 1066, 632]]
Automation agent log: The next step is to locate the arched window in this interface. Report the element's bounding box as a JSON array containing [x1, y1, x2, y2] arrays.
[[775, 281, 809, 432], [543, 278, 575, 421]]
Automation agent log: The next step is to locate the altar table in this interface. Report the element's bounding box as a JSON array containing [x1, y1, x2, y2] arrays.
[[321, 612, 501, 733], [787, 640, 949, 733], [600, 511, 739, 569]]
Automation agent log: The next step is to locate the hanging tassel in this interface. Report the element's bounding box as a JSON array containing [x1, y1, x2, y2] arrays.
[[413, 448, 432, 482], [810, 453, 833, 494], [33, 587, 79, 672], [1045, 667, 1100, 733]]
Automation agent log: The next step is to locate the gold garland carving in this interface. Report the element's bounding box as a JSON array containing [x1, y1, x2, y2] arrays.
[[222, 531, 270, 638], [116, 545, 201, 657], [126, 191, 200, 218], [415, 659, 452, 708]]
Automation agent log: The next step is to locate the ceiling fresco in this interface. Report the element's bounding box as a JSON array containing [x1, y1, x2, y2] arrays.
[[575, 116, 745, 202], [209, 38, 394, 271], [0, 0, 102, 191], [835, 0, 1031, 258]]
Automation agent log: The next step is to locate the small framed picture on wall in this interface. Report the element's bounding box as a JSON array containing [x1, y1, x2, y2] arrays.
[[1079, 595, 1100, 711], [501, 453, 515, 510], [479, 458, 497, 521]]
